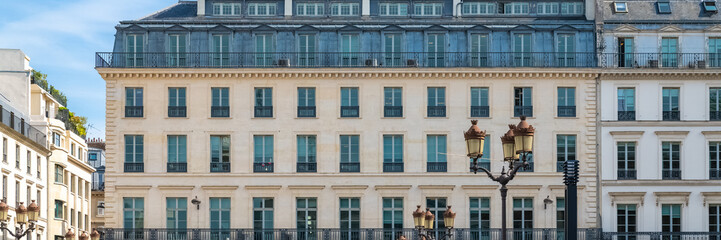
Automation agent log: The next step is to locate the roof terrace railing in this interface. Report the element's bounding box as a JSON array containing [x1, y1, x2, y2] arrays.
[[0, 104, 47, 148]]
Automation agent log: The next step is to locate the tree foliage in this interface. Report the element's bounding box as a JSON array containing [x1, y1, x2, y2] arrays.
[[36, 70, 87, 138]]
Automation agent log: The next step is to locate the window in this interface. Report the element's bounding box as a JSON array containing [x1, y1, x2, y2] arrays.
[[414, 3, 443, 16], [210, 198, 231, 231], [384, 87, 403, 117], [254, 135, 274, 172], [704, 0, 718, 12], [15, 145, 19, 168], [212, 34, 230, 66], [618, 88, 635, 120], [427, 87, 446, 117], [166, 198, 187, 230], [253, 198, 274, 235], [340, 135, 360, 172], [2, 138, 6, 162], [657, 0, 671, 13], [426, 198, 447, 239], [469, 197, 490, 238], [556, 198, 565, 239], [71, 143, 75, 156], [618, 37, 634, 67], [426, 34, 445, 67], [331, 3, 360, 16], [36, 156, 41, 178], [710, 38, 721, 67], [711, 204, 721, 235], [556, 34, 576, 67], [380, 3, 409, 16], [614, 2, 628, 13], [297, 198, 317, 237], [505, 2, 529, 14], [463, 2, 496, 15], [123, 197, 144, 229], [561, 2, 584, 15], [514, 87, 533, 117], [124, 135, 144, 172], [617, 204, 636, 238], [470, 87, 489, 117], [255, 34, 275, 66], [53, 133, 61, 147], [662, 88, 680, 121], [662, 204, 681, 233], [54, 165, 64, 184], [125, 87, 143, 118], [37, 190, 41, 214], [662, 142, 681, 180], [297, 135, 317, 172], [210, 135, 231, 173], [513, 33, 532, 66], [427, 135, 447, 172], [254, 87, 273, 118], [125, 34, 144, 67], [339, 198, 361, 239], [26, 150, 31, 174], [211, 87, 230, 118], [537, 2, 559, 14], [168, 34, 187, 67], [298, 34, 317, 66], [213, 3, 241, 15], [661, 38, 679, 67], [513, 198, 534, 238], [248, 3, 277, 16], [557, 135, 577, 172], [89, 153, 97, 161], [168, 87, 187, 117], [340, 34, 360, 66], [167, 135, 187, 172], [55, 200, 64, 219], [557, 87, 576, 117], [382, 198, 403, 239], [297, 3, 324, 16], [470, 34, 489, 66], [341, 87, 359, 117], [712, 88, 721, 121], [711, 142, 721, 179], [15, 181, 20, 206], [383, 135, 403, 172], [617, 142, 636, 180], [1, 176, 5, 201], [298, 87, 316, 118], [384, 34, 402, 66]]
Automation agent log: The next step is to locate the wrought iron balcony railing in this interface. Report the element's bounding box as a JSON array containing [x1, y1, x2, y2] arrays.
[[124, 162, 144, 172], [712, 111, 721, 121], [167, 162, 187, 173], [710, 169, 720, 180], [341, 106, 359, 118], [210, 162, 230, 172], [340, 162, 360, 172], [427, 106, 446, 117], [471, 106, 490, 118], [662, 169, 682, 180], [255, 106, 273, 118], [125, 106, 143, 118], [470, 161, 491, 172], [254, 162, 274, 172], [663, 110, 680, 121], [384, 106, 403, 118], [427, 162, 447, 172], [297, 106, 316, 118], [383, 162, 404, 172], [297, 162, 317, 172], [514, 106, 533, 117], [517, 162, 535, 172], [618, 111, 636, 121], [168, 106, 187, 118], [558, 106, 576, 117], [211, 106, 230, 118], [599, 53, 721, 68], [617, 169, 637, 180], [0, 105, 46, 147]]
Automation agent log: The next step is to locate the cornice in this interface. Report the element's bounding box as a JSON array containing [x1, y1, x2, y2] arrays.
[[245, 185, 282, 190], [331, 185, 369, 190], [374, 185, 412, 191], [609, 131, 644, 136], [288, 185, 325, 190], [418, 185, 455, 191], [157, 185, 195, 191], [600, 70, 721, 80], [201, 185, 239, 191]]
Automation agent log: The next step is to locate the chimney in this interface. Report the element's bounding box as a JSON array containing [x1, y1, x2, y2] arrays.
[[198, 0, 206, 16]]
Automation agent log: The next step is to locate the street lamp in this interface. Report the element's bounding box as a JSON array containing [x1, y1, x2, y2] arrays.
[[466, 116, 534, 240], [0, 200, 40, 239], [65, 228, 76, 239], [80, 230, 90, 240], [411, 205, 456, 240]]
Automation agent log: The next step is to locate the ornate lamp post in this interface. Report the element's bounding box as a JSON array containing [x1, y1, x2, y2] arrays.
[[79, 230, 90, 240], [0, 200, 41, 239], [466, 116, 534, 240], [411, 205, 456, 240], [90, 229, 102, 240], [65, 228, 76, 239]]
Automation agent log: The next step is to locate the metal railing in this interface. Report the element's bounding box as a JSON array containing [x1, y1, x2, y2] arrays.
[[618, 111, 636, 121], [427, 162, 447, 172], [598, 53, 721, 69], [168, 106, 187, 118], [602, 232, 721, 240], [92, 182, 105, 191], [428, 106, 446, 117], [211, 162, 230, 172], [618, 170, 637, 180], [383, 162, 404, 172], [211, 106, 230, 118], [558, 106, 576, 117], [514, 106, 533, 117], [167, 162, 187, 173], [517, 162, 535, 172], [341, 106, 359, 118], [124, 162, 144, 172], [663, 111, 680, 121], [471, 106, 490, 118], [255, 106, 273, 118], [297, 162, 317, 172], [340, 162, 360, 172], [125, 106, 143, 118], [711, 111, 721, 121], [0, 105, 46, 147], [384, 106, 403, 118], [662, 169, 682, 180], [298, 106, 316, 118], [711, 169, 721, 180], [254, 162, 274, 172], [470, 162, 491, 172]]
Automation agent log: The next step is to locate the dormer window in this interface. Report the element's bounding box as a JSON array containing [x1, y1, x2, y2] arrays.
[[657, 0, 671, 13], [248, 3, 277, 16], [704, 0, 718, 12], [213, 3, 242, 16], [613, 2, 628, 13]]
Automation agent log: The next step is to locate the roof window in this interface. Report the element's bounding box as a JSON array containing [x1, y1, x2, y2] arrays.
[[613, 2, 628, 13], [657, 0, 671, 13], [704, 0, 718, 12]]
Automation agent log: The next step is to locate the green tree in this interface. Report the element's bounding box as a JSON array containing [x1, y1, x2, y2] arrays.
[[31, 70, 48, 90]]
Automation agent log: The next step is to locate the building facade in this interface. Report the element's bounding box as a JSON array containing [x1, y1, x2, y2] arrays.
[[597, 0, 721, 235], [97, 0, 600, 237], [87, 138, 106, 231]]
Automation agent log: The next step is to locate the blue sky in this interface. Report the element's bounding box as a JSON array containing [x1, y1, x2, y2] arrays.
[[0, 0, 177, 139]]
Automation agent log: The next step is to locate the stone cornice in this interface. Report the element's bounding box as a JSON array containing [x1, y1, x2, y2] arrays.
[[600, 70, 721, 80], [374, 185, 412, 191]]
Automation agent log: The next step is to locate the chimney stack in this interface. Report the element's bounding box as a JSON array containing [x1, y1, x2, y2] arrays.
[[198, 0, 206, 16]]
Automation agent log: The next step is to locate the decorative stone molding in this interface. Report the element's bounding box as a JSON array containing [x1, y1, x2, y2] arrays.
[[609, 131, 644, 136], [331, 185, 369, 190], [654, 131, 689, 136], [288, 185, 325, 190], [609, 192, 646, 206], [157, 185, 195, 191], [201, 185, 240, 191], [654, 192, 691, 206], [245, 185, 282, 191], [702, 192, 721, 206], [374, 185, 412, 191], [506, 185, 543, 190], [114, 185, 152, 190]]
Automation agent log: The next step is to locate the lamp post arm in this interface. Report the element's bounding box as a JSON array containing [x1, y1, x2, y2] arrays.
[[0, 222, 35, 239]]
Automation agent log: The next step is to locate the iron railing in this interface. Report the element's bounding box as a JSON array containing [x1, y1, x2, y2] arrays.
[[124, 162, 144, 172], [598, 53, 721, 68], [384, 106, 403, 118], [662, 169, 682, 180], [428, 106, 446, 117], [514, 106, 533, 117], [340, 162, 360, 172], [602, 231, 721, 240], [517, 162, 535, 172], [168, 106, 187, 118], [427, 162, 447, 172], [711, 169, 721, 180], [558, 106, 576, 117], [211, 162, 230, 172], [297, 106, 316, 118], [383, 162, 404, 172], [211, 106, 230, 118], [471, 162, 491, 172], [663, 111, 680, 121], [254, 162, 274, 172], [618, 170, 637, 180], [167, 162, 187, 173], [92, 182, 105, 191], [711, 111, 721, 121], [471, 106, 490, 118], [0, 105, 46, 147], [618, 111, 636, 121], [255, 106, 273, 118], [125, 106, 143, 118], [297, 162, 317, 172], [341, 106, 359, 118]]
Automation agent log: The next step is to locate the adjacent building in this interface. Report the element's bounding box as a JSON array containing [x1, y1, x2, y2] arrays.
[[87, 138, 106, 231], [96, 0, 600, 236]]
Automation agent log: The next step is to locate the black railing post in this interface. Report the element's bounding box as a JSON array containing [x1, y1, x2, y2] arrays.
[[564, 160, 579, 240]]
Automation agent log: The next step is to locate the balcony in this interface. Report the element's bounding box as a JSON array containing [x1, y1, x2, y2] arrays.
[[663, 111, 680, 121], [297, 162, 317, 172], [341, 106, 359, 118], [211, 106, 230, 118], [125, 106, 143, 118], [168, 106, 187, 118], [427, 162, 447, 172], [516, 162, 534, 172], [383, 162, 404, 172], [297, 106, 316, 118], [254, 162, 274, 173], [711, 111, 721, 121], [711, 169, 721, 180], [255, 106, 273, 118], [427, 106, 446, 117], [384, 106, 403, 118], [340, 162, 360, 172], [470, 106, 489, 118], [558, 106, 576, 117], [662, 169, 681, 180], [471, 161, 491, 172], [210, 162, 230, 172], [167, 162, 187, 172], [514, 106, 533, 117], [599, 53, 720, 68], [617, 170, 637, 180], [91, 182, 105, 191], [618, 111, 636, 121], [124, 162, 144, 172], [0, 104, 46, 147]]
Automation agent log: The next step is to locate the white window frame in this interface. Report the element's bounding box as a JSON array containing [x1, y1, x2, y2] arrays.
[[505, 2, 529, 14], [331, 3, 360, 16], [561, 2, 584, 15], [297, 3, 325, 16], [462, 2, 496, 15], [380, 2, 409, 16], [414, 3, 443, 16], [213, 3, 242, 16], [248, 2, 277, 16], [537, 2, 559, 14]]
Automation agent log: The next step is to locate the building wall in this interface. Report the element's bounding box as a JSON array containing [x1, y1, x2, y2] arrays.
[[0, 49, 32, 119]]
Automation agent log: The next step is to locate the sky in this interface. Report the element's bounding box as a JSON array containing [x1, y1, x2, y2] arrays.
[[0, 0, 177, 139]]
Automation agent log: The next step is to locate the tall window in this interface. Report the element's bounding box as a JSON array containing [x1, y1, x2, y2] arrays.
[[253, 198, 274, 238], [254, 135, 274, 172], [426, 198, 447, 239], [340, 135, 360, 172], [426, 34, 445, 67], [26, 150, 31, 174], [255, 34, 275, 66], [537, 2, 559, 14], [124, 135, 144, 172], [383, 135, 403, 172], [125, 34, 144, 67], [513, 33, 532, 66], [1, 176, 5, 202], [211, 87, 230, 118], [125, 87, 143, 118], [505, 2, 529, 14], [711, 142, 721, 179], [618, 88, 636, 121], [167, 135, 187, 172], [123, 197, 144, 229], [617, 204, 636, 239], [340, 87, 359, 118], [210, 135, 231, 173], [331, 3, 360, 16], [55, 200, 64, 219], [54, 165, 64, 184], [427, 135, 447, 172], [556, 198, 565, 240], [514, 87, 533, 117], [166, 198, 187, 230], [340, 34, 360, 66], [297, 3, 324, 16], [414, 3, 443, 16], [298, 34, 317, 66], [383, 198, 403, 240], [210, 197, 231, 239], [469, 197, 491, 239], [470, 87, 489, 117], [384, 87, 403, 117], [427, 87, 446, 117], [384, 34, 402, 66], [662, 88, 680, 121], [212, 3, 241, 15], [254, 87, 273, 118], [380, 3, 409, 16], [618, 37, 634, 67], [662, 142, 681, 180], [2, 138, 6, 163], [168, 34, 187, 67], [463, 2, 496, 15], [212, 34, 230, 66], [297, 198, 317, 238], [248, 3, 277, 16], [710, 204, 721, 236], [168, 87, 187, 117], [617, 142, 636, 180], [556, 34, 575, 67], [297, 135, 317, 172], [53, 133, 60, 147], [557, 87, 576, 117], [560, 2, 584, 15], [557, 135, 576, 172], [513, 198, 534, 240], [662, 204, 681, 233], [711, 87, 721, 121], [710, 38, 721, 67], [298, 87, 316, 118], [661, 37, 678, 67], [470, 34, 489, 67], [339, 198, 361, 240]]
